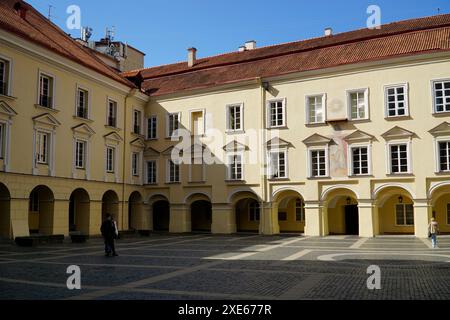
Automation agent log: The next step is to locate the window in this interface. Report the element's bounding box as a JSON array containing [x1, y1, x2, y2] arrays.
[[433, 80, 450, 113], [228, 154, 243, 181], [396, 203, 414, 226], [0, 58, 10, 96], [0, 123, 4, 159], [447, 203, 450, 225], [76, 88, 89, 119], [132, 152, 139, 176], [167, 113, 180, 138], [39, 73, 54, 108], [75, 140, 86, 169], [133, 110, 142, 134], [348, 89, 368, 120], [249, 201, 260, 221], [147, 160, 157, 184], [295, 198, 305, 222], [268, 99, 285, 128], [107, 99, 117, 127], [310, 149, 327, 177], [36, 131, 49, 164], [106, 147, 115, 173], [439, 141, 450, 172], [385, 84, 408, 117], [307, 95, 325, 124], [168, 160, 180, 183], [227, 104, 243, 131], [351, 146, 369, 175], [390, 144, 409, 174], [147, 116, 157, 140], [269, 150, 287, 179]]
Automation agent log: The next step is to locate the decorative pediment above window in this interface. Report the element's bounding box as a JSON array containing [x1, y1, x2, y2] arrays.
[[0, 101, 17, 120], [162, 145, 180, 157], [429, 122, 450, 137], [266, 137, 293, 149], [223, 140, 249, 152], [33, 113, 61, 129], [302, 134, 332, 146], [130, 137, 146, 149], [144, 147, 160, 157], [381, 126, 414, 141], [71, 123, 95, 138], [344, 130, 375, 143], [104, 132, 123, 145]]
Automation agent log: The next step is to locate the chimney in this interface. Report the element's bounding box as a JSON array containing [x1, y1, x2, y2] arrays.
[[187, 47, 197, 67], [238, 46, 246, 52], [244, 40, 256, 50], [324, 27, 333, 36], [14, 2, 27, 19]]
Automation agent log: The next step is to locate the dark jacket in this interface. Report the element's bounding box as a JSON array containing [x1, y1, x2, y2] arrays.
[[101, 219, 116, 239]]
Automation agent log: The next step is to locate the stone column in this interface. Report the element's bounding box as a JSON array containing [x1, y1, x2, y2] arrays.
[[304, 201, 323, 237], [260, 202, 279, 235], [169, 204, 190, 233], [414, 200, 432, 238], [10, 198, 29, 238], [89, 200, 102, 236], [358, 200, 375, 238], [211, 204, 235, 234], [53, 199, 69, 236]]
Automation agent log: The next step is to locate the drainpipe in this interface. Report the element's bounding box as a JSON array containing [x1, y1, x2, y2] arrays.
[[121, 88, 137, 231]]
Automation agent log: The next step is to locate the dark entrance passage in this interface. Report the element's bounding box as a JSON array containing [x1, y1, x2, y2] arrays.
[[153, 200, 170, 231], [345, 205, 359, 235], [191, 200, 212, 232]]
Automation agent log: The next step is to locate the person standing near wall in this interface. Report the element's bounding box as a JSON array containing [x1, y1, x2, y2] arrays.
[[101, 213, 119, 257], [428, 217, 440, 249]]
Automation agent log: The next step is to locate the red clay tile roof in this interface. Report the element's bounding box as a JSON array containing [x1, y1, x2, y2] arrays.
[[0, 0, 135, 88], [129, 14, 450, 97]]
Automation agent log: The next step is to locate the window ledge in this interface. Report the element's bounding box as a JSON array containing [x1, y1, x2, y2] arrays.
[[434, 171, 450, 176], [307, 176, 331, 180], [386, 173, 414, 177], [268, 178, 290, 182], [0, 93, 17, 101], [104, 125, 121, 131], [384, 115, 411, 121], [188, 181, 206, 184], [165, 182, 181, 185], [226, 130, 245, 135], [73, 116, 93, 123], [305, 122, 327, 127], [131, 132, 145, 139], [225, 180, 246, 184], [348, 174, 374, 178], [34, 104, 59, 113], [267, 126, 288, 130], [432, 111, 450, 117], [146, 138, 158, 142], [347, 118, 371, 123], [144, 183, 159, 186]]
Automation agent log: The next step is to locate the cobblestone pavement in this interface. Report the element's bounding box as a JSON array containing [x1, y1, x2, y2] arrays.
[[0, 234, 449, 300]]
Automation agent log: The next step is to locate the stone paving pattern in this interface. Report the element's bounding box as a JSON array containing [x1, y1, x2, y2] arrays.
[[0, 234, 449, 300]]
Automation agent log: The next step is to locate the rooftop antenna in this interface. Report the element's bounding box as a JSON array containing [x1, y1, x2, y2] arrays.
[[437, 8, 441, 14], [48, 5, 55, 21]]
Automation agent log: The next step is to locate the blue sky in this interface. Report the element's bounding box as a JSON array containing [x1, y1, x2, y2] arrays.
[[27, 0, 450, 68]]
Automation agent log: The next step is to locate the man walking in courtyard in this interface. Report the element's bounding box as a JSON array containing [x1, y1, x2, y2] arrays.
[[101, 214, 119, 257], [428, 217, 440, 249]]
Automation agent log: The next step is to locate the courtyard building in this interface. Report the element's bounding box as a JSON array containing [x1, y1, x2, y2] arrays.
[[0, 0, 450, 240]]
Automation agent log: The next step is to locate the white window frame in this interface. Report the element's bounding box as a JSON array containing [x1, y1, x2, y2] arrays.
[[166, 159, 180, 183], [226, 103, 244, 133], [305, 94, 327, 125], [308, 146, 329, 178], [106, 146, 115, 173], [132, 152, 140, 176], [249, 201, 260, 222], [347, 88, 369, 121], [384, 83, 409, 118], [295, 198, 305, 222], [0, 122, 4, 159], [106, 98, 118, 128], [146, 160, 158, 185], [36, 130, 50, 165], [132, 109, 143, 135], [267, 148, 288, 180], [166, 112, 181, 138], [75, 139, 87, 169], [386, 140, 412, 175], [267, 98, 286, 129], [431, 78, 450, 114], [75, 85, 91, 119], [37, 70, 56, 109], [0, 54, 13, 96], [348, 143, 372, 176], [227, 152, 244, 181], [435, 137, 450, 173], [147, 115, 158, 140], [395, 203, 415, 226]]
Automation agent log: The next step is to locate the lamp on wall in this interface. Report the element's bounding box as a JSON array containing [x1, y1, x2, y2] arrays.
[[346, 197, 352, 205], [398, 196, 404, 204]]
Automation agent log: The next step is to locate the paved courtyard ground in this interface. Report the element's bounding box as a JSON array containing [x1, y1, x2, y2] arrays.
[[0, 234, 449, 300]]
